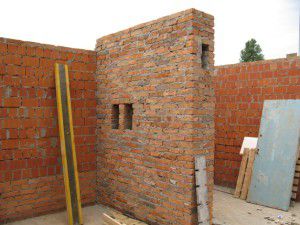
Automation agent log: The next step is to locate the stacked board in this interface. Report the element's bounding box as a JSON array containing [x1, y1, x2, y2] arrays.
[[234, 148, 257, 200], [293, 156, 300, 202]]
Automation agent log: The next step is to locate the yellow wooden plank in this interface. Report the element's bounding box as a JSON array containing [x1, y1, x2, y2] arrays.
[[55, 63, 73, 225], [64, 65, 83, 225]]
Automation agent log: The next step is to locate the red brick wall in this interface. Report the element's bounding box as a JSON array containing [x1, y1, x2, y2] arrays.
[[96, 9, 215, 225], [0, 38, 97, 223], [214, 57, 300, 191]]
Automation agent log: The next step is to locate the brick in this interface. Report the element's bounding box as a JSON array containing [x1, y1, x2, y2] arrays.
[[7, 44, 26, 55], [39, 58, 54, 68], [4, 54, 22, 65], [3, 98, 21, 107], [22, 99, 39, 107], [22, 56, 39, 67], [84, 81, 97, 90], [2, 139, 19, 149], [22, 77, 38, 87], [3, 119, 21, 129], [3, 76, 21, 86], [7, 65, 26, 76], [0, 43, 7, 53], [70, 80, 84, 89], [39, 77, 54, 88]]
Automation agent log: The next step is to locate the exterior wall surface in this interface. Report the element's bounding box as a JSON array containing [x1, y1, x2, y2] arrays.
[[214, 56, 300, 199], [96, 9, 215, 225], [0, 38, 97, 223]]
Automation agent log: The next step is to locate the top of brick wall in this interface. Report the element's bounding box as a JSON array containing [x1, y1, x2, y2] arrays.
[[0, 37, 95, 55], [215, 55, 300, 76], [216, 55, 300, 69], [96, 8, 214, 44]]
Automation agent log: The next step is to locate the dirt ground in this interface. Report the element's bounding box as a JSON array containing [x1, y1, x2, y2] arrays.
[[6, 190, 300, 225], [213, 190, 300, 225]]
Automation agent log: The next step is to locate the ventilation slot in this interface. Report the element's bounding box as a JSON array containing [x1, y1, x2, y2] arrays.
[[111, 104, 119, 129], [201, 44, 209, 69], [124, 104, 133, 130]]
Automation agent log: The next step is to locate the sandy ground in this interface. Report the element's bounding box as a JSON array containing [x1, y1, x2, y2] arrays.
[[213, 190, 300, 225], [6, 190, 300, 225], [6, 204, 146, 225]]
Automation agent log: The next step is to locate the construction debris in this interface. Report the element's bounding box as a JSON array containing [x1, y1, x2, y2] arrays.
[[195, 156, 210, 225], [103, 213, 123, 225], [214, 190, 300, 225], [234, 148, 257, 200]]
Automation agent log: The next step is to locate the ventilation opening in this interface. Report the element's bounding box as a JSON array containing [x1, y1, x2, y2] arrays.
[[201, 44, 209, 69], [111, 104, 119, 129], [124, 104, 133, 130]]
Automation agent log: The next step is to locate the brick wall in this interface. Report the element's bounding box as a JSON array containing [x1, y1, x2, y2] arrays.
[[0, 38, 97, 223], [214, 56, 300, 194], [96, 9, 215, 225], [3, 9, 299, 225], [0, 8, 215, 225]]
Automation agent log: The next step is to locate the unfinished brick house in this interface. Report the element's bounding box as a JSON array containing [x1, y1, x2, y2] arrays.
[[0, 9, 215, 225], [1, 6, 299, 225]]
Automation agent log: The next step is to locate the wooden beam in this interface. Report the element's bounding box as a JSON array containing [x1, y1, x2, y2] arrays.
[[103, 213, 123, 225], [55, 63, 83, 225], [234, 149, 249, 198], [241, 148, 256, 200]]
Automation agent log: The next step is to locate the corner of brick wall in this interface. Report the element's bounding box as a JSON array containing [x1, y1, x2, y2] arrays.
[[0, 8, 216, 224], [213, 57, 300, 194], [95, 9, 214, 225], [0, 38, 97, 223]]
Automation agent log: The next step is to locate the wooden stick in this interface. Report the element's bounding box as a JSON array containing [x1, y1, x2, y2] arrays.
[[103, 213, 123, 225], [241, 148, 256, 200], [234, 149, 249, 198]]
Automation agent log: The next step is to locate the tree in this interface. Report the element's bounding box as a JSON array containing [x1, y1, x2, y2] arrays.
[[240, 39, 264, 62]]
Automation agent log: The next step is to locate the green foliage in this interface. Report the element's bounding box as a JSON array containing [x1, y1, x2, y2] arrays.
[[240, 39, 264, 62]]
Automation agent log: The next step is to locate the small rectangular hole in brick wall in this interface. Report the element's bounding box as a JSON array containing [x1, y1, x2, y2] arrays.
[[202, 44, 209, 69], [124, 104, 133, 130], [112, 104, 119, 129]]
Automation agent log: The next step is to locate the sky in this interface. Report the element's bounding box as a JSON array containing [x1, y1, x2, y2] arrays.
[[1, 0, 299, 65]]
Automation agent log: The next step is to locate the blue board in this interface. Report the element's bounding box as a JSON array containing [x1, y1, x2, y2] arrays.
[[247, 100, 300, 211]]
